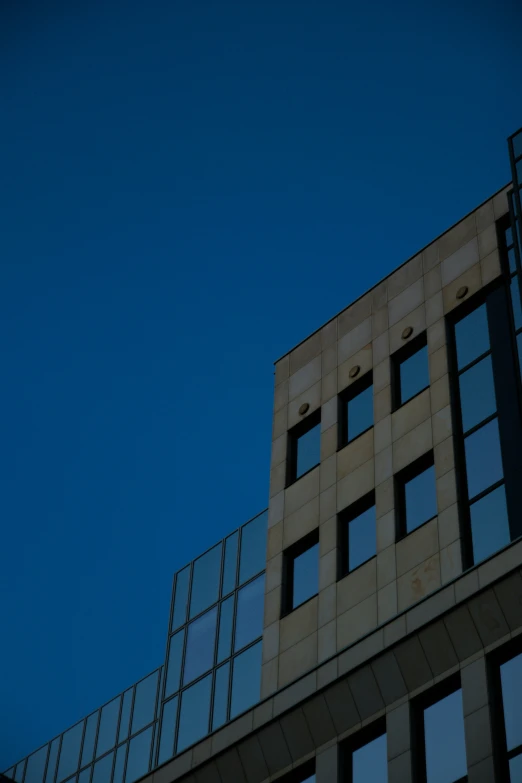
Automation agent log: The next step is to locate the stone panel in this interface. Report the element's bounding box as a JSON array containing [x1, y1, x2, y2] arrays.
[[393, 636, 433, 691], [279, 709, 315, 761], [347, 665, 385, 720]]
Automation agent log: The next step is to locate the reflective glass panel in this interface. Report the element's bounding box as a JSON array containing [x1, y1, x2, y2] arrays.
[[348, 506, 376, 571], [347, 384, 374, 441], [212, 662, 230, 731], [222, 532, 238, 596], [183, 607, 217, 685], [455, 304, 490, 369], [92, 752, 113, 783], [400, 344, 429, 404], [172, 566, 190, 631], [217, 595, 234, 663], [158, 696, 177, 766], [514, 130, 522, 159], [511, 276, 522, 331], [57, 722, 84, 782], [112, 745, 126, 783], [131, 671, 158, 734], [424, 689, 467, 783], [190, 544, 222, 619], [177, 675, 212, 753], [470, 485, 510, 564], [464, 418, 503, 499], [14, 762, 26, 783], [78, 770, 90, 783], [509, 754, 522, 782], [165, 630, 184, 697], [25, 746, 48, 783], [97, 697, 120, 758], [230, 641, 262, 719], [45, 739, 60, 783], [235, 575, 265, 652], [125, 727, 152, 783], [118, 690, 133, 743], [296, 423, 320, 479], [501, 652, 522, 752], [239, 512, 267, 584], [5, 771, 14, 780], [81, 713, 98, 768], [352, 733, 387, 782], [405, 465, 437, 533], [293, 542, 319, 609], [459, 355, 496, 433], [508, 246, 516, 273]]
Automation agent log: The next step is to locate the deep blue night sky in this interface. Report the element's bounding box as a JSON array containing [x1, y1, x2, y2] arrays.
[[1, 0, 521, 768]]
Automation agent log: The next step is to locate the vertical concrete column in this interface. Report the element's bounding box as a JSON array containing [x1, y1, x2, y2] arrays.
[[387, 701, 413, 783], [461, 655, 496, 782], [316, 743, 338, 783]]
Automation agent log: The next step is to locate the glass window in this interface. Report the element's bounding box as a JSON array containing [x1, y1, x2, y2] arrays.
[[78, 769, 90, 783], [125, 727, 152, 783], [96, 697, 120, 758], [295, 421, 321, 480], [92, 752, 113, 783], [511, 277, 522, 330], [510, 755, 522, 781], [469, 485, 510, 564], [464, 418, 503, 499], [172, 565, 190, 631], [131, 671, 158, 734], [285, 535, 319, 612], [352, 732, 387, 782], [500, 652, 522, 754], [344, 379, 373, 444], [455, 303, 490, 369], [25, 746, 48, 783], [81, 713, 98, 768], [230, 641, 262, 719], [234, 574, 265, 652], [45, 739, 60, 783], [57, 722, 84, 782], [158, 696, 177, 766], [190, 544, 222, 619], [239, 512, 267, 584], [118, 690, 133, 743], [509, 246, 516, 273], [112, 745, 126, 783], [14, 762, 26, 783], [403, 462, 437, 534], [183, 606, 217, 685], [347, 504, 376, 571], [458, 355, 496, 433], [212, 662, 230, 731], [397, 341, 429, 405], [423, 688, 467, 783], [222, 532, 238, 595], [217, 595, 234, 663], [177, 674, 212, 753], [165, 630, 184, 697]]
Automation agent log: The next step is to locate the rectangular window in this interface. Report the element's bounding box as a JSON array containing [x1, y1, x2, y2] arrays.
[[492, 643, 522, 781], [339, 372, 373, 448], [338, 493, 376, 577], [392, 331, 430, 409], [282, 530, 319, 615], [341, 721, 387, 782], [287, 410, 321, 485], [415, 679, 467, 783], [395, 452, 437, 538]]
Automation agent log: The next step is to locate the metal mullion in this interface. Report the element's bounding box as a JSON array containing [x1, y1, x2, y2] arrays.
[[462, 411, 498, 439], [53, 732, 65, 783], [127, 686, 137, 747], [40, 742, 52, 783], [120, 741, 129, 783], [209, 595, 225, 733], [507, 744, 522, 760], [114, 693, 126, 754], [89, 710, 102, 765], [468, 478, 505, 506], [457, 347, 492, 377]]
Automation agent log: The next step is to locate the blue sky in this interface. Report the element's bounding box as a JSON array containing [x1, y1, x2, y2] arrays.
[[1, 0, 521, 769]]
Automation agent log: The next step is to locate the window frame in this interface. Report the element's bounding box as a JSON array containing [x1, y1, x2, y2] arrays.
[[281, 528, 319, 617], [337, 491, 376, 579], [391, 331, 429, 410], [338, 371, 374, 449], [286, 408, 321, 486], [339, 717, 386, 783], [489, 637, 522, 782], [394, 451, 437, 541]]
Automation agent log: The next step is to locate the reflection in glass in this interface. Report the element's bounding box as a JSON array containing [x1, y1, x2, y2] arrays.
[[45, 739, 60, 783], [118, 690, 133, 743], [177, 675, 212, 752], [230, 641, 262, 719], [501, 653, 522, 752], [296, 423, 321, 479], [172, 566, 190, 631], [400, 345, 429, 404], [165, 631, 184, 697], [212, 662, 230, 730], [455, 304, 490, 369], [239, 512, 267, 585], [92, 752, 113, 783], [293, 543, 319, 609], [348, 506, 376, 571], [235, 575, 265, 652], [112, 745, 126, 783], [57, 722, 84, 782], [405, 465, 437, 533], [217, 595, 234, 663], [470, 485, 510, 564], [81, 713, 98, 768], [125, 727, 152, 783], [464, 418, 503, 499], [347, 384, 373, 442], [424, 689, 467, 783], [25, 746, 48, 783], [352, 733, 387, 782], [222, 532, 238, 596], [158, 696, 177, 766], [459, 355, 496, 433], [511, 277, 522, 330], [131, 672, 158, 734], [97, 697, 120, 758], [183, 607, 217, 685], [190, 544, 222, 619]]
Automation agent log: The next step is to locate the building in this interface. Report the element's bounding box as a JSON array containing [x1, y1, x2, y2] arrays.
[[4, 127, 522, 783]]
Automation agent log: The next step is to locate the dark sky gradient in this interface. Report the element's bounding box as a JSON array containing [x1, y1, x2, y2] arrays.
[[1, 0, 521, 769]]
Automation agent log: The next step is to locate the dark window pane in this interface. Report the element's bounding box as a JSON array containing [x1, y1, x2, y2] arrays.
[[222, 532, 238, 596], [506, 224, 514, 247], [131, 672, 158, 734], [158, 696, 177, 766], [14, 762, 26, 783], [78, 769, 90, 783], [348, 506, 376, 571], [172, 566, 190, 631], [25, 747, 48, 783], [405, 465, 437, 533], [183, 607, 217, 685], [57, 722, 84, 782], [125, 727, 152, 783], [464, 418, 503, 499], [348, 384, 374, 441], [165, 630, 184, 697], [511, 277, 522, 331], [235, 575, 265, 652], [92, 752, 113, 783], [513, 129, 522, 159], [352, 733, 387, 783], [81, 713, 98, 768], [509, 754, 522, 782], [212, 662, 230, 731], [217, 595, 234, 663], [177, 675, 212, 752], [459, 355, 497, 432], [45, 739, 60, 783], [508, 246, 516, 273], [400, 345, 429, 404], [230, 641, 262, 719], [517, 333, 522, 378], [455, 304, 490, 369], [293, 543, 319, 609], [424, 689, 467, 783], [239, 512, 267, 584], [118, 690, 133, 743], [470, 485, 510, 564], [501, 652, 522, 752], [296, 423, 320, 478], [97, 697, 120, 758], [190, 544, 222, 619], [5, 772, 14, 781], [112, 745, 126, 783]]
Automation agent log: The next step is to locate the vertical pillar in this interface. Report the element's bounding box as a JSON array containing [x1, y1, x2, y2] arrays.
[[316, 743, 338, 783], [387, 701, 413, 783], [461, 655, 496, 782]]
